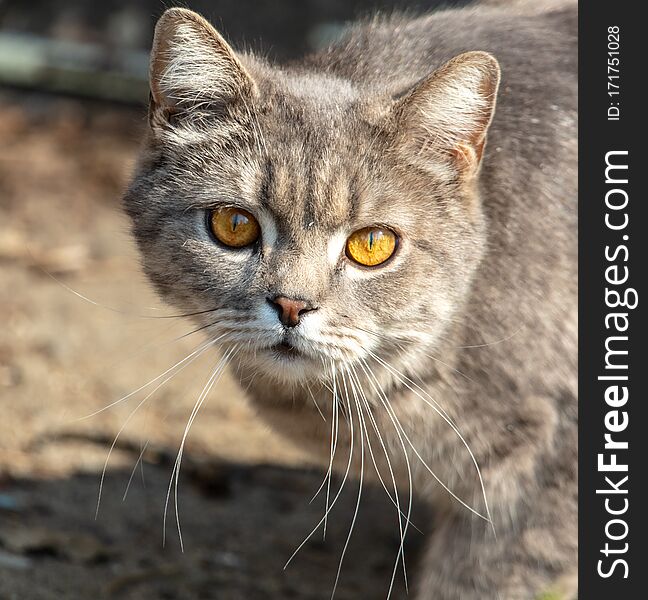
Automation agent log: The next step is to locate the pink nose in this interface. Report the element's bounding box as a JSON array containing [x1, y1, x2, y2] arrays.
[[268, 296, 317, 328]]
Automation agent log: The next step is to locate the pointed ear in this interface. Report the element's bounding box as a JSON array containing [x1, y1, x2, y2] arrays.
[[149, 8, 255, 123], [393, 51, 500, 177]]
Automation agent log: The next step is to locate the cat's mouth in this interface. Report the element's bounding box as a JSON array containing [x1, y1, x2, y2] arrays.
[[269, 340, 302, 360]]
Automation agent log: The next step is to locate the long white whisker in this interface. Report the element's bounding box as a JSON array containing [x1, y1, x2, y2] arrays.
[[356, 358, 414, 597], [347, 364, 415, 527], [284, 363, 354, 570], [348, 362, 412, 597], [330, 368, 364, 600], [95, 338, 217, 518], [123, 440, 149, 501], [422, 351, 478, 384], [323, 361, 340, 538], [456, 326, 524, 349], [356, 325, 477, 384], [365, 350, 494, 532], [308, 365, 340, 537], [103, 317, 227, 376], [163, 346, 237, 550], [80, 336, 221, 420], [39, 265, 224, 320], [305, 380, 326, 422]]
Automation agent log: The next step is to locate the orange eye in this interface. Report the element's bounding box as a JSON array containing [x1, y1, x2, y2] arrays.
[[209, 207, 260, 248], [346, 227, 397, 267]]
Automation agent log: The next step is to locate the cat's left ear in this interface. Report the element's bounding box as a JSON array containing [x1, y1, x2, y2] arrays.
[[392, 51, 500, 177], [148, 8, 256, 125]]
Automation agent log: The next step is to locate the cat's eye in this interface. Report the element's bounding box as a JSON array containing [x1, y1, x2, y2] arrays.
[[346, 227, 397, 267], [209, 207, 260, 248]]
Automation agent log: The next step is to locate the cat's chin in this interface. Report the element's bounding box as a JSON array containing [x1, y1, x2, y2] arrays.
[[237, 344, 325, 385]]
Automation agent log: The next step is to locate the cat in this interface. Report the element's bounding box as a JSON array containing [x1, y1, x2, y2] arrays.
[[123, 1, 577, 598]]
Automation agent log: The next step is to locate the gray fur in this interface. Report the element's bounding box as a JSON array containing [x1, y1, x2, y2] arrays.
[[124, 1, 577, 598]]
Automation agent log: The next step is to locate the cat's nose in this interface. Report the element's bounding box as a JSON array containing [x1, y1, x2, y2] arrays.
[[267, 296, 317, 328]]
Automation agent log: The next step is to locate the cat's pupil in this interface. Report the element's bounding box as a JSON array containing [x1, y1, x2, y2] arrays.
[[368, 231, 375, 250], [231, 213, 244, 232]]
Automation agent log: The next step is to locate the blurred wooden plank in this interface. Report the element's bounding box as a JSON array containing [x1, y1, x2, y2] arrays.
[[0, 32, 149, 103]]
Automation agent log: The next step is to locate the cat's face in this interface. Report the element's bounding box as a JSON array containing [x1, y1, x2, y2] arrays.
[[124, 9, 499, 388]]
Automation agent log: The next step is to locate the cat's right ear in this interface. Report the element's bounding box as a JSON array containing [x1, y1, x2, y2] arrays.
[[148, 8, 255, 127]]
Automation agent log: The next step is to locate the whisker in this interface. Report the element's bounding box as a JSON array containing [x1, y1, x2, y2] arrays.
[[79, 335, 223, 420], [355, 359, 417, 597], [346, 365, 410, 596], [347, 362, 414, 597], [284, 363, 355, 570], [95, 338, 217, 518], [40, 265, 225, 320], [456, 325, 524, 349], [330, 368, 364, 600], [421, 350, 478, 384], [308, 361, 341, 536], [102, 309, 255, 375], [354, 325, 477, 383], [163, 345, 238, 550], [305, 380, 326, 422], [123, 440, 149, 501], [356, 321, 522, 353], [365, 350, 495, 534], [323, 362, 340, 539]]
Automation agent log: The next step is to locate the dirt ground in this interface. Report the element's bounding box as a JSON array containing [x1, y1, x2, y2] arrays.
[[0, 92, 425, 599]]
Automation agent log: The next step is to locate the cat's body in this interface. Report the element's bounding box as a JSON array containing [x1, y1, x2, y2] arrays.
[[124, 1, 577, 598]]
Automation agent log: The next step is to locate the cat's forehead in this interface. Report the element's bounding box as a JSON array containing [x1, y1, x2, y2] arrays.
[[238, 96, 398, 231], [255, 151, 357, 231], [239, 152, 424, 246], [167, 74, 423, 232], [229, 138, 431, 248]]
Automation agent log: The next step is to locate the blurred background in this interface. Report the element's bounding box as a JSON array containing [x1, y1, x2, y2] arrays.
[[0, 1, 465, 598]]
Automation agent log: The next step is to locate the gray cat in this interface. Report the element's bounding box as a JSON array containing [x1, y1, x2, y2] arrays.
[[123, 0, 577, 597]]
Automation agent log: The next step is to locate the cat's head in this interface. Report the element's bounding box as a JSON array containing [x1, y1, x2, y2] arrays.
[[124, 8, 500, 387]]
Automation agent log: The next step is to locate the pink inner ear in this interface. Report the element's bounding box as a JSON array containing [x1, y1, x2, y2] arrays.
[[451, 138, 487, 174], [451, 143, 475, 170]]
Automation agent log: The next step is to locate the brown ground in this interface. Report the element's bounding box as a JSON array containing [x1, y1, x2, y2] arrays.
[[0, 93, 424, 599]]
